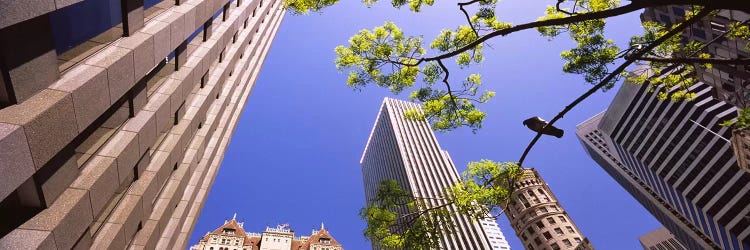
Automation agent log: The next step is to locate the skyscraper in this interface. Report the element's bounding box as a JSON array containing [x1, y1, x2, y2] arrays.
[[505, 168, 593, 250], [640, 6, 750, 173], [360, 97, 510, 250], [640, 7, 750, 108], [0, 0, 284, 248], [639, 227, 687, 250], [577, 80, 750, 249]]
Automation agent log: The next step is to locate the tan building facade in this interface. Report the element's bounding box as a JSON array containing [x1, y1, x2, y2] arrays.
[[639, 227, 687, 250], [0, 0, 285, 248], [505, 168, 593, 250], [189, 215, 343, 250]]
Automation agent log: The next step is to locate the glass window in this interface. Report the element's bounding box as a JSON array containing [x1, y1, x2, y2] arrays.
[[554, 228, 564, 235], [144, 0, 161, 9], [691, 28, 706, 39], [566, 226, 575, 233], [547, 217, 556, 224], [672, 7, 685, 17], [558, 216, 567, 222], [49, 0, 123, 54]]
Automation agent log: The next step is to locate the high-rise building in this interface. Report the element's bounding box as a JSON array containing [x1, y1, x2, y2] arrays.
[[640, 6, 750, 173], [639, 227, 687, 250], [505, 168, 593, 250], [0, 0, 284, 249], [188, 214, 343, 250], [360, 97, 510, 250], [577, 80, 750, 249], [640, 7, 750, 108]]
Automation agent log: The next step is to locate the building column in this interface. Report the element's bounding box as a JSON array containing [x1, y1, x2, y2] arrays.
[[175, 41, 188, 71], [0, 15, 59, 107], [121, 0, 145, 36], [203, 19, 213, 42]]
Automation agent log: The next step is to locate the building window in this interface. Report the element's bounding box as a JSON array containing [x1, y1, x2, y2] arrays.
[[547, 217, 556, 224], [563, 239, 573, 247], [49, 0, 123, 54], [574, 237, 582, 243], [710, 21, 726, 32], [551, 242, 560, 250], [558, 216, 567, 222], [543, 232, 552, 240], [672, 6, 685, 17], [533, 237, 542, 245], [566, 226, 575, 233], [554, 228, 564, 235]]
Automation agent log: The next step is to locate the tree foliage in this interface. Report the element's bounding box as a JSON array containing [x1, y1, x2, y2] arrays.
[[285, 0, 750, 247]]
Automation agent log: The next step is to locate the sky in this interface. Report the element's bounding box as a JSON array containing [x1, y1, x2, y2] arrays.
[[187, 1, 663, 249]]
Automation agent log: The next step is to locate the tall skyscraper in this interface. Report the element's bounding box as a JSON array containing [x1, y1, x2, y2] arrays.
[[360, 97, 510, 250], [640, 6, 750, 173], [0, 0, 284, 248], [639, 227, 687, 250], [505, 168, 593, 250], [640, 7, 750, 108], [577, 80, 750, 249], [189, 214, 344, 250]]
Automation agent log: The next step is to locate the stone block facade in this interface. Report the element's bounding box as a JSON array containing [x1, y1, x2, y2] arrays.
[[0, 0, 285, 248]]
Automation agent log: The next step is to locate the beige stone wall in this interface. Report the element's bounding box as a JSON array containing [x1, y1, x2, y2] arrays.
[[731, 129, 750, 174], [0, 0, 285, 248], [506, 169, 593, 250]]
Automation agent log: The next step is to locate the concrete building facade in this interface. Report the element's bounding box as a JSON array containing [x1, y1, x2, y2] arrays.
[[0, 0, 285, 248], [577, 80, 750, 249], [505, 168, 593, 250], [189, 215, 343, 250], [360, 97, 510, 250], [639, 227, 687, 250]]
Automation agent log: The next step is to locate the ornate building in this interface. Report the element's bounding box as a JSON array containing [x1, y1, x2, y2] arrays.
[[189, 214, 343, 250], [505, 168, 593, 250]]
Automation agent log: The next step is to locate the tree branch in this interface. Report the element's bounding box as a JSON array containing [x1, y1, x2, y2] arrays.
[[458, 2, 479, 37], [436, 59, 462, 119], [420, 2, 648, 63], [631, 56, 750, 65], [517, 8, 713, 166]]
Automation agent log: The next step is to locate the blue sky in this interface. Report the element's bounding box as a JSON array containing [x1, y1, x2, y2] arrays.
[[188, 1, 662, 249]]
